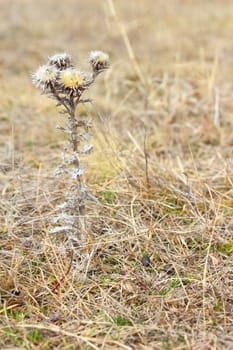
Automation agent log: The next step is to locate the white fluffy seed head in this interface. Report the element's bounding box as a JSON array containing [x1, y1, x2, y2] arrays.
[[88, 51, 109, 71], [32, 64, 59, 89], [48, 52, 73, 70], [88, 50, 109, 62]]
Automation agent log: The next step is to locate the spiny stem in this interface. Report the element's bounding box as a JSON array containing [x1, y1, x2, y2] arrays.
[[49, 84, 71, 114], [69, 100, 79, 154], [67, 96, 87, 233]]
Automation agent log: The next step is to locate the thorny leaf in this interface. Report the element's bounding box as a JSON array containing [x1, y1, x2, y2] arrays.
[[81, 132, 92, 140], [59, 110, 70, 115], [55, 165, 66, 175], [69, 166, 86, 178], [82, 144, 93, 154], [86, 191, 99, 203], [49, 226, 73, 234], [56, 202, 69, 210], [56, 125, 67, 132], [53, 213, 75, 225]]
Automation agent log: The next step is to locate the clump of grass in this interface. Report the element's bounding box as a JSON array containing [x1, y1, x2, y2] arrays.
[[32, 51, 109, 248]]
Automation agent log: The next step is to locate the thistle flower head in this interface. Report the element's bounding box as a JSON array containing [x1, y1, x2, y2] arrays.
[[60, 68, 86, 92], [32, 64, 59, 89], [48, 52, 73, 70], [88, 51, 109, 72]]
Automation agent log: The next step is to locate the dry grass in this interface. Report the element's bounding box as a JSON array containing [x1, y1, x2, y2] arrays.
[[1, 0, 233, 349]]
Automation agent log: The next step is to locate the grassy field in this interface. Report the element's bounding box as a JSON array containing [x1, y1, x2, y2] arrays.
[[1, 0, 233, 349]]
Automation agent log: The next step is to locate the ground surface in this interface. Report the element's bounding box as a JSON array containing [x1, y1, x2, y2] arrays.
[[0, 0, 233, 349]]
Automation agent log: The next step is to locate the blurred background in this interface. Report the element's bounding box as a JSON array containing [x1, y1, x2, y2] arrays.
[[1, 0, 233, 76]]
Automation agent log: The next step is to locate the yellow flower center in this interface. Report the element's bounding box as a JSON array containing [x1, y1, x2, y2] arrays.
[[61, 69, 83, 88]]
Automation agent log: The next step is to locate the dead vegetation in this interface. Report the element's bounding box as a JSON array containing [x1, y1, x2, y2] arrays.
[[0, 0, 233, 349]]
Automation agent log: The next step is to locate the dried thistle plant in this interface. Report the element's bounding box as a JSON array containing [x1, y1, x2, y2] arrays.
[[32, 51, 109, 246]]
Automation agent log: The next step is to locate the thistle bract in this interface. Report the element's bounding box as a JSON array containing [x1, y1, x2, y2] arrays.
[[48, 52, 73, 70], [88, 51, 110, 72], [32, 64, 59, 89]]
